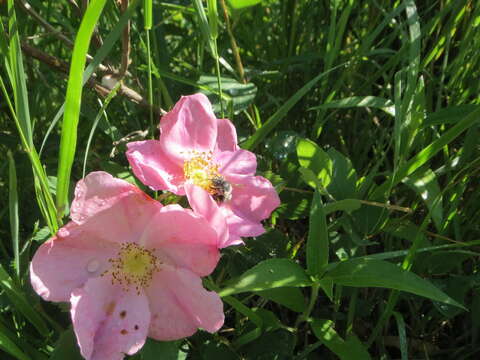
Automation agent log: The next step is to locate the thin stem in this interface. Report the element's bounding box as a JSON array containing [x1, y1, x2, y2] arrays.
[[146, 29, 154, 137]]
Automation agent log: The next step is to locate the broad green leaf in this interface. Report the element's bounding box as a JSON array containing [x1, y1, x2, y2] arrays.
[[56, 0, 109, 217], [311, 319, 371, 360], [327, 148, 358, 199], [403, 168, 443, 230], [297, 139, 332, 188], [219, 259, 312, 297], [199, 75, 257, 114], [228, 0, 262, 9], [307, 189, 329, 276], [323, 258, 464, 309], [424, 105, 479, 127], [310, 96, 395, 116], [50, 328, 83, 360], [324, 199, 361, 214], [256, 287, 306, 313], [141, 339, 186, 360]]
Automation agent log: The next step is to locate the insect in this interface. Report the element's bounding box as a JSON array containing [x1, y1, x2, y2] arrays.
[[209, 176, 233, 203]]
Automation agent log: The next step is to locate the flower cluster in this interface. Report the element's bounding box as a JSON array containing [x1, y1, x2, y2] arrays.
[[30, 94, 280, 360]]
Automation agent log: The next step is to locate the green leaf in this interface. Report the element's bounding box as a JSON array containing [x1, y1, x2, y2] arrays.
[[311, 319, 371, 360], [424, 105, 479, 127], [198, 75, 257, 114], [323, 258, 465, 309], [309, 96, 395, 116], [140, 338, 186, 360], [297, 139, 332, 189], [0, 323, 30, 360], [219, 259, 312, 297], [8, 151, 19, 277], [307, 189, 329, 276], [255, 287, 306, 313], [0, 263, 49, 335], [56, 0, 109, 217], [243, 66, 344, 150], [327, 148, 358, 199], [373, 105, 480, 199], [227, 0, 262, 9], [324, 199, 361, 214], [50, 328, 83, 360], [403, 168, 443, 230]]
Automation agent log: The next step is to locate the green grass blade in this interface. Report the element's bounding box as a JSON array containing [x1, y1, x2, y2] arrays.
[[307, 189, 329, 277], [7, 0, 33, 147], [242, 64, 347, 150], [0, 263, 49, 335], [40, 0, 141, 156], [7, 151, 19, 278], [82, 83, 121, 178], [374, 106, 480, 199], [0, 322, 30, 360], [56, 0, 108, 217]]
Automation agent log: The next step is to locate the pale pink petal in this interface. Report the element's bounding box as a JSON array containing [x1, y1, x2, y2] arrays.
[[215, 118, 238, 152], [220, 204, 264, 246], [71, 171, 137, 224], [228, 174, 280, 222], [215, 149, 257, 176], [184, 183, 228, 248], [126, 140, 185, 194], [147, 266, 224, 341], [142, 204, 219, 277], [30, 222, 117, 302], [160, 94, 218, 163], [71, 276, 150, 360], [70, 188, 162, 247]]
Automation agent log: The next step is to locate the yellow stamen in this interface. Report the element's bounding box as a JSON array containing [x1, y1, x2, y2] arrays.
[[103, 243, 159, 294], [183, 151, 220, 191]]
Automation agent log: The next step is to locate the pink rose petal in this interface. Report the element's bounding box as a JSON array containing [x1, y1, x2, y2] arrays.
[[126, 140, 185, 194], [228, 174, 280, 222], [216, 149, 257, 176], [71, 276, 150, 360], [142, 204, 219, 276], [184, 183, 229, 248], [30, 222, 117, 302], [215, 118, 238, 152], [147, 266, 224, 341], [160, 94, 218, 164]]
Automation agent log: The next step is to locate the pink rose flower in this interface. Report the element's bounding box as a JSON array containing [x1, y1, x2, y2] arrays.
[[126, 94, 280, 248], [30, 172, 224, 360]]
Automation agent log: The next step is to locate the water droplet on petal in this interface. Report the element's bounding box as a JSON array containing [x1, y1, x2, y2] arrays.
[[87, 259, 100, 273], [57, 228, 70, 238]]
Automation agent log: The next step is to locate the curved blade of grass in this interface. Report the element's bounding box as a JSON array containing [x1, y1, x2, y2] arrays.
[[0, 263, 49, 335], [0, 322, 30, 360], [0, 76, 58, 233], [56, 0, 108, 217], [7, 151, 19, 277], [373, 105, 480, 199], [242, 63, 347, 150], [39, 0, 143, 156], [309, 96, 395, 116], [82, 83, 122, 178]]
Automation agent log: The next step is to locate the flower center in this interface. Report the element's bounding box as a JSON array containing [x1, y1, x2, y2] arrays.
[[183, 151, 220, 191], [104, 243, 159, 293]]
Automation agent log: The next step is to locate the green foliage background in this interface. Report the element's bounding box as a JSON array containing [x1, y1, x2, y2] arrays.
[[0, 0, 479, 359]]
